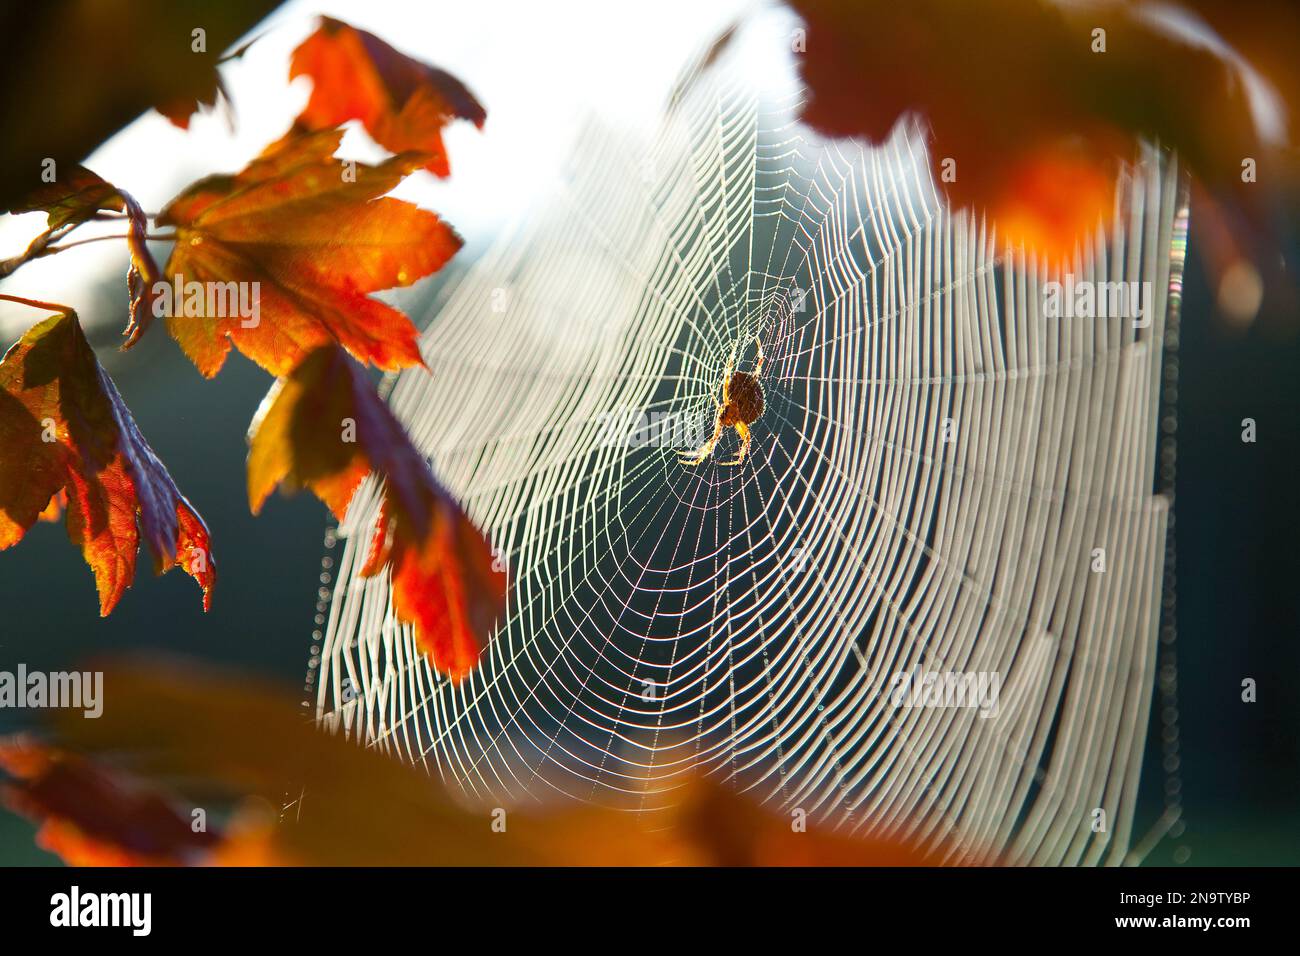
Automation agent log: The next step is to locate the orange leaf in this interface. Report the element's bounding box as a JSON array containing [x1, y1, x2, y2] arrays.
[[247, 345, 504, 677], [788, 0, 1286, 262], [0, 303, 215, 613], [291, 16, 485, 178], [155, 128, 461, 378]]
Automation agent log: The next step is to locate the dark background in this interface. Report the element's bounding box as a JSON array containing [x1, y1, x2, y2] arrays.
[[1143, 232, 1300, 865]]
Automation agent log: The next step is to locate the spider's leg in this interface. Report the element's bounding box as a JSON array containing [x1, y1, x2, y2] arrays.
[[679, 415, 724, 465], [722, 349, 736, 406], [753, 336, 764, 378], [721, 422, 751, 466]]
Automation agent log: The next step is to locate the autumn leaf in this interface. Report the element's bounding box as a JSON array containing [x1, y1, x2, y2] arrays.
[[154, 29, 267, 131], [787, 0, 1290, 262], [0, 299, 215, 614], [358, 494, 505, 680], [155, 128, 460, 378], [155, 71, 230, 132], [247, 345, 504, 678], [291, 16, 485, 178], [2, 166, 136, 284], [0, 737, 225, 866], [0, 659, 951, 866], [3, 164, 124, 231], [2, 166, 163, 346]]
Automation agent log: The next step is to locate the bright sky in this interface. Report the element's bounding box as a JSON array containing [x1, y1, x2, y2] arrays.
[[0, 0, 754, 342]]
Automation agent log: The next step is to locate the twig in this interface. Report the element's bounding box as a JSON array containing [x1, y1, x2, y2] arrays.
[[39, 232, 176, 255], [0, 293, 76, 315]]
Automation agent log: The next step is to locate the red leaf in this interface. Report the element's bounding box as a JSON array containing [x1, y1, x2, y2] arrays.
[[0, 302, 215, 613], [0, 737, 222, 866], [361, 496, 505, 679], [247, 345, 504, 678], [291, 16, 485, 178]]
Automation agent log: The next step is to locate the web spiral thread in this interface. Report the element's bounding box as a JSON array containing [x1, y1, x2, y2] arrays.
[[313, 27, 1189, 866]]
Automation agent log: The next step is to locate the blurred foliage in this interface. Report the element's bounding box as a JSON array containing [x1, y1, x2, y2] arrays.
[[2, 658, 944, 866], [787, 0, 1299, 331]]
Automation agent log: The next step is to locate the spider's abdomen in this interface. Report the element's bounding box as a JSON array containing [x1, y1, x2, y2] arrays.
[[723, 371, 764, 426]]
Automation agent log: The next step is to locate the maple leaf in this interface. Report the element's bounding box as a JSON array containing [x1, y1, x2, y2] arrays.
[[359, 494, 505, 680], [0, 300, 215, 614], [290, 16, 485, 178], [155, 128, 461, 378], [248, 345, 504, 678], [1, 167, 153, 291]]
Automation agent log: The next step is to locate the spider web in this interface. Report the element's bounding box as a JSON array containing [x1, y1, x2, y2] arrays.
[[309, 17, 1189, 865]]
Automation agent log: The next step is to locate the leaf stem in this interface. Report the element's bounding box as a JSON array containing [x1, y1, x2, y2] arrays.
[[0, 293, 75, 315], [40, 232, 177, 255]]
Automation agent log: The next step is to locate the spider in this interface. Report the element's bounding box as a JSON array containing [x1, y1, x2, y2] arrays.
[[679, 337, 765, 466]]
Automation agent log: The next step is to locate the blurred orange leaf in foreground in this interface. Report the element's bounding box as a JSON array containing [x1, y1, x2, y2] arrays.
[[0, 660, 948, 866], [789, 0, 1293, 270]]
